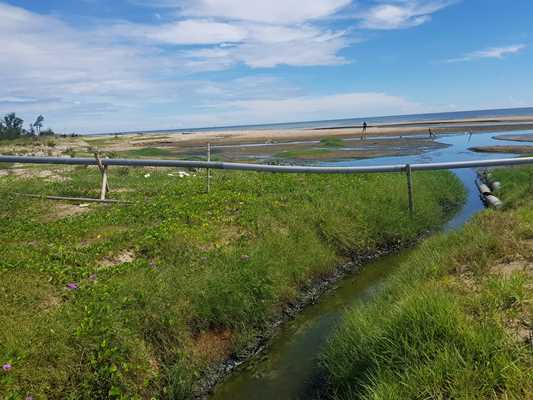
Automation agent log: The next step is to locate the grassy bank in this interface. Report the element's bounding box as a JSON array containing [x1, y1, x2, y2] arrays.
[[0, 165, 463, 399], [321, 166, 533, 400]]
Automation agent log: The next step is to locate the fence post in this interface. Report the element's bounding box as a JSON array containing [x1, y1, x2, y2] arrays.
[[406, 164, 414, 216], [94, 153, 109, 200], [207, 143, 212, 194], [100, 166, 109, 200]]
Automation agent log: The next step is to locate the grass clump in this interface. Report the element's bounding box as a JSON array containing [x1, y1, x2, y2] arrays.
[[321, 166, 533, 400], [125, 147, 177, 158], [0, 166, 464, 399], [320, 138, 345, 148]]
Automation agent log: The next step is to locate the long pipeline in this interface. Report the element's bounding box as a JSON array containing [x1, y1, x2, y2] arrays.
[[1, 155, 533, 174]]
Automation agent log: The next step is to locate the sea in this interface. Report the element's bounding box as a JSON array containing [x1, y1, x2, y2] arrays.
[[100, 107, 533, 136]]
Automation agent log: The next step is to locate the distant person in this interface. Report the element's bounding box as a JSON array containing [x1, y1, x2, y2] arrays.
[[361, 121, 368, 140], [468, 130, 473, 142], [429, 128, 436, 138]]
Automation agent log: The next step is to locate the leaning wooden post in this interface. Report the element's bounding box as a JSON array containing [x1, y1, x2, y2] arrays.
[[207, 143, 212, 194], [94, 153, 109, 200], [100, 166, 109, 200], [406, 164, 414, 216]]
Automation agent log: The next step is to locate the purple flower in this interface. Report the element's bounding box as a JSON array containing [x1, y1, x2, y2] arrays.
[[2, 363, 12, 371], [67, 283, 79, 290]]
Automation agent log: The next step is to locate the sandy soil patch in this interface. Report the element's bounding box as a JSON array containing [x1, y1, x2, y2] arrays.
[[470, 145, 533, 154], [5, 168, 71, 182], [199, 226, 247, 252], [42, 203, 92, 222], [494, 133, 533, 143], [192, 330, 233, 364], [490, 259, 533, 278], [99, 249, 136, 269]]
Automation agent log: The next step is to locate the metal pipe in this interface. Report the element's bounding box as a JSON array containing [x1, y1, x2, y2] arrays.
[[406, 164, 414, 215], [1, 155, 533, 174], [485, 194, 504, 209], [207, 143, 212, 193], [14, 193, 132, 204]]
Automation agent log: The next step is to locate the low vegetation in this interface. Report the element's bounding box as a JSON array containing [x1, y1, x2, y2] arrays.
[[0, 164, 463, 399], [470, 145, 533, 154], [320, 138, 345, 148], [321, 165, 533, 400]]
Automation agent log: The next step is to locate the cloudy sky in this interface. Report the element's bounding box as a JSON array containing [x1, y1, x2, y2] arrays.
[[0, 0, 531, 133]]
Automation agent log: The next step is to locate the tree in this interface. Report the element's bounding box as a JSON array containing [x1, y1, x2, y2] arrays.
[[1, 113, 24, 138], [32, 115, 44, 136]]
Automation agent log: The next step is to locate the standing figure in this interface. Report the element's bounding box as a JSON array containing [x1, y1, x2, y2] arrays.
[[429, 128, 436, 138], [361, 121, 368, 140]]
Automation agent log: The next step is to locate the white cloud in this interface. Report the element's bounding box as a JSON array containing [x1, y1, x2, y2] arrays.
[[114, 19, 248, 45], [445, 44, 527, 63], [132, 0, 352, 24], [110, 17, 352, 68], [0, 1, 453, 133], [181, 91, 426, 128], [357, 1, 454, 30], [181, 26, 350, 69]]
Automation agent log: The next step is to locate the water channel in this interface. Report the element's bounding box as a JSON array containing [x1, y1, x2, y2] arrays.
[[211, 131, 531, 400]]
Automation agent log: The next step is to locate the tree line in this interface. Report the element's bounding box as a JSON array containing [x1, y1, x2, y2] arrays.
[[0, 113, 55, 140]]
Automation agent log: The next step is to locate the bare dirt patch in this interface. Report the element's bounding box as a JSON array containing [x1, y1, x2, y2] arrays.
[[494, 133, 533, 143], [192, 330, 233, 364], [42, 203, 92, 222], [99, 249, 136, 269], [490, 259, 533, 278], [469, 145, 533, 154], [199, 226, 247, 252], [8, 168, 71, 182]]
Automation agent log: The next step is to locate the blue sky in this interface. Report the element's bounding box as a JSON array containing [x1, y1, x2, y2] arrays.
[[0, 0, 532, 133]]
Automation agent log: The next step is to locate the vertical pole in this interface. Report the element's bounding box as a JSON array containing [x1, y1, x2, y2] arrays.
[[406, 164, 414, 216], [95, 153, 109, 200], [207, 143, 212, 194], [100, 166, 108, 200]]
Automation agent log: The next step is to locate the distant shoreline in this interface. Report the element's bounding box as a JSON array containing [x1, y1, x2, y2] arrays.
[[90, 107, 533, 137], [90, 117, 533, 150]]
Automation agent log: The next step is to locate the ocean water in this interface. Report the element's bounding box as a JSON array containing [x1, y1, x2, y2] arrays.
[[187, 106, 533, 132], [103, 107, 533, 136]]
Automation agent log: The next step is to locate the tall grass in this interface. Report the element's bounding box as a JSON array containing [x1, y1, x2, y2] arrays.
[[321, 166, 533, 400], [0, 167, 464, 399]]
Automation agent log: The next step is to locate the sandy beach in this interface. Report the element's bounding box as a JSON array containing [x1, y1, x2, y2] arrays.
[[3, 115, 533, 163], [98, 115, 533, 149]]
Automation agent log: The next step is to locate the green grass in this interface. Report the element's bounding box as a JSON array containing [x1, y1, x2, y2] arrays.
[[0, 167, 464, 399], [275, 148, 331, 159], [320, 138, 345, 148], [321, 166, 533, 400], [123, 147, 178, 158]]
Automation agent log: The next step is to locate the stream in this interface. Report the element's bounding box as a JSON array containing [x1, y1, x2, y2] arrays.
[[210, 131, 530, 400]]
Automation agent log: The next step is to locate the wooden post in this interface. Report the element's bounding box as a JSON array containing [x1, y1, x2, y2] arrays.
[[406, 164, 414, 216], [207, 143, 212, 194], [100, 166, 108, 200], [94, 153, 109, 200]]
